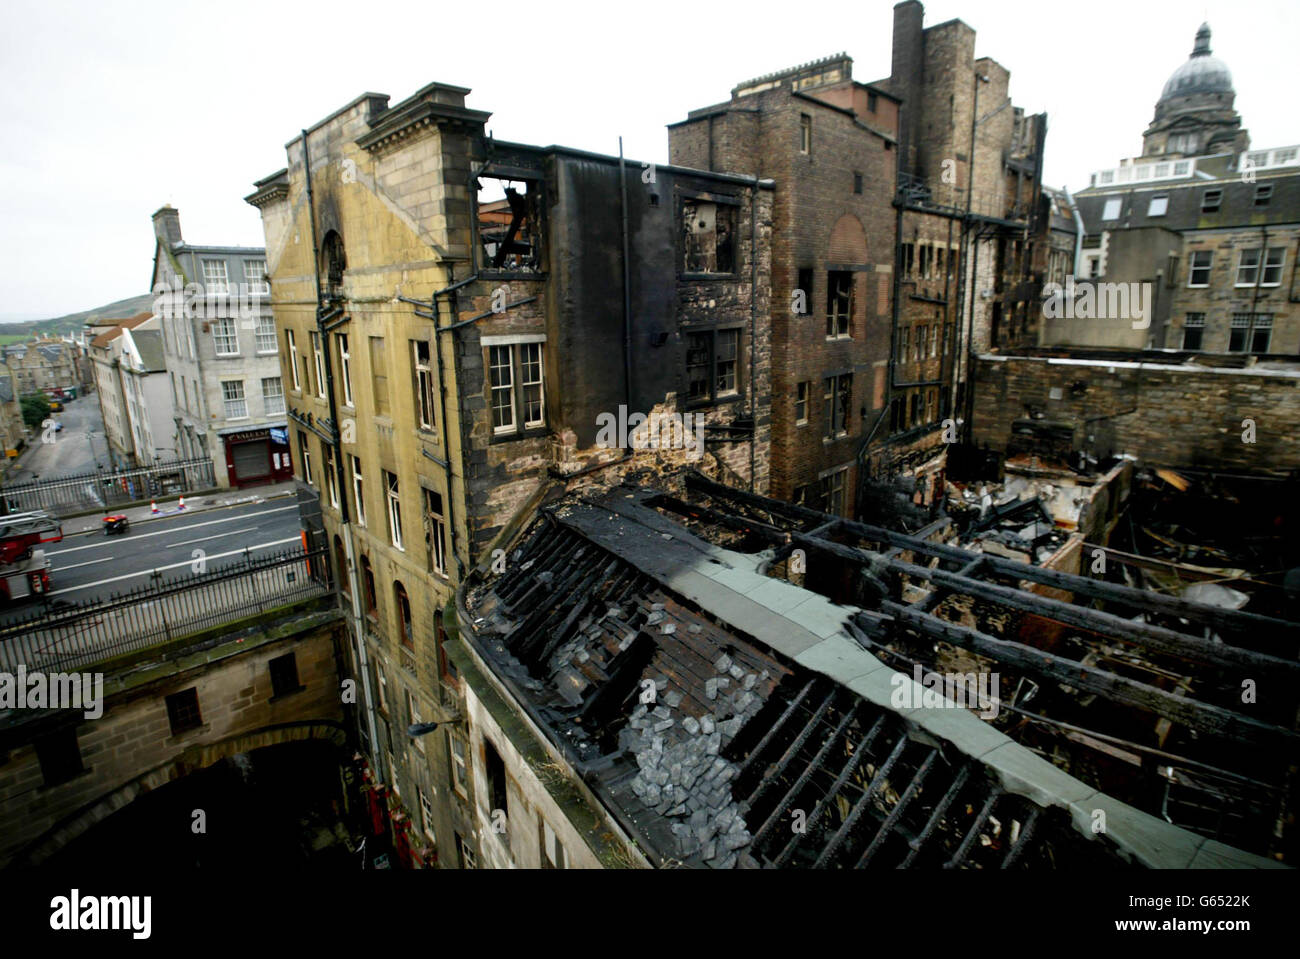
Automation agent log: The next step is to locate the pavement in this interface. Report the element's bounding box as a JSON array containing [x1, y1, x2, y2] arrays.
[[58, 479, 300, 535]]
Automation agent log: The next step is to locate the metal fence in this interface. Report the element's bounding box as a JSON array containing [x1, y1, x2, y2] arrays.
[[0, 457, 217, 516], [0, 546, 331, 674]]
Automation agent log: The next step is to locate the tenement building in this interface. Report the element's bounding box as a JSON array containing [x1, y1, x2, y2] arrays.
[[247, 81, 771, 867], [1069, 23, 1299, 354]]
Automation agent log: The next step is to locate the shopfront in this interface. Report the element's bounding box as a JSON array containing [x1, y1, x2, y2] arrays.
[[222, 426, 293, 488]]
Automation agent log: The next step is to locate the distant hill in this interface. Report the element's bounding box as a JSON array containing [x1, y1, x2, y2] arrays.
[[0, 293, 155, 339]]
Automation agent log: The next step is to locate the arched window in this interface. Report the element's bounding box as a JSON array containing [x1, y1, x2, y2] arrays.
[[394, 581, 413, 649], [360, 555, 377, 620]]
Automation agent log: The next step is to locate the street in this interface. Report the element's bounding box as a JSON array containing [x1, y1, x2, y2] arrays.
[[2, 498, 305, 621], [7, 392, 109, 483]]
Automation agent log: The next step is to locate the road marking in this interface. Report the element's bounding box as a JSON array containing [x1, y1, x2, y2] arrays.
[[46, 536, 303, 596], [54, 556, 115, 571], [166, 526, 257, 548], [46, 504, 299, 556]]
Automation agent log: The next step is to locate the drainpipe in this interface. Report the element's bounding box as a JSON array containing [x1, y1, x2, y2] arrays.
[[618, 138, 633, 427], [749, 176, 758, 492], [1063, 186, 1085, 276], [301, 129, 379, 767], [1250, 225, 1268, 351]]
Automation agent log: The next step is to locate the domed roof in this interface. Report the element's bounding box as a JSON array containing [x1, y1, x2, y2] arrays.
[[1160, 23, 1234, 101]]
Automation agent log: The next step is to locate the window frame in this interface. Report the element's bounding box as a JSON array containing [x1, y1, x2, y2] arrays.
[[825, 271, 853, 339], [412, 339, 436, 432], [202, 259, 229, 295], [384, 469, 404, 551], [794, 381, 809, 426], [220, 379, 248, 420], [212, 318, 239, 357], [311, 331, 327, 399], [823, 373, 852, 440], [255, 315, 277, 354], [351, 455, 366, 526], [245, 259, 269, 295], [286, 329, 301, 391], [1181, 313, 1205, 351], [262, 376, 285, 416], [337, 333, 354, 407], [1188, 250, 1212, 288], [1235, 248, 1262, 287], [297, 430, 314, 486]]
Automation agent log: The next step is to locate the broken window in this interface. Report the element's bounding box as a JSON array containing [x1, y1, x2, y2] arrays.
[[394, 580, 413, 649], [484, 737, 509, 832], [322, 231, 347, 301], [681, 199, 737, 274], [424, 488, 447, 578], [476, 176, 540, 273], [823, 374, 851, 439], [826, 272, 853, 338], [685, 328, 741, 404], [412, 340, 436, 432]]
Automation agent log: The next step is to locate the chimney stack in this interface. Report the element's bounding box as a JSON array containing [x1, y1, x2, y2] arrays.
[[151, 206, 183, 248]]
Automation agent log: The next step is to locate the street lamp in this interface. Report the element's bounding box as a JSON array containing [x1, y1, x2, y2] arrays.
[[407, 716, 463, 738]]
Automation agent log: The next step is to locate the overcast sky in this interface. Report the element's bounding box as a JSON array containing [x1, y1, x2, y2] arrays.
[[2, 0, 1293, 320]]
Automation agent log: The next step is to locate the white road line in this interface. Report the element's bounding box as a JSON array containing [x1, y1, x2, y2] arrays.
[[46, 505, 299, 556], [54, 556, 115, 571], [166, 526, 257, 549], [47, 536, 303, 596]]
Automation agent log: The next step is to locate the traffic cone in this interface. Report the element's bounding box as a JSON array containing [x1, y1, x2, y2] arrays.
[[178, 495, 186, 510], [151, 500, 159, 514]]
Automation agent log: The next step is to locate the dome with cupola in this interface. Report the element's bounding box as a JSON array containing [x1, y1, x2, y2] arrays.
[[1159, 24, 1233, 102]]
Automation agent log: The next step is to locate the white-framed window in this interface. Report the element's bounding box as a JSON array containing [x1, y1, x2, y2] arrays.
[[799, 113, 811, 154], [221, 380, 247, 419], [385, 469, 403, 551], [351, 456, 365, 526], [311, 331, 326, 398], [286, 329, 301, 390], [262, 376, 284, 415], [1236, 248, 1262, 287], [540, 820, 566, 870], [1262, 247, 1286, 286], [424, 488, 447, 577], [297, 431, 314, 485], [413, 340, 435, 431], [795, 381, 809, 426], [520, 341, 544, 428], [324, 445, 339, 509], [212, 318, 239, 356], [337, 333, 353, 407], [824, 466, 847, 516], [245, 259, 269, 294], [1147, 195, 1168, 217], [419, 787, 436, 843], [1182, 313, 1205, 351], [489, 344, 515, 433], [1188, 250, 1212, 287], [375, 668, 388, 713], [1230, 313, 1272, 353], [1101, 198, 1122, 221], [456, 833, 476, 869], [450, 735, 468, 798], [407, 690, 424, 754], [823, 374, 851, 439], [202, 259, 229, 295], [255, 315, 277, 353], [387, 751, 400, 796]]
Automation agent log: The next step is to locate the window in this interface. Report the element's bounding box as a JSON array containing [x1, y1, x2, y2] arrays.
[[419, 787, 437, 842], [412, 340, 436, 431], [1201, 189, 1222, 213], [351, 456, 365, 526], [385, 469, 403, 550], [1230, 313, 1272, 353], [681, 199, 737, 274], [540, 820, 566, 869], [361, 556, 377, 619], [686, 328, 740, 403], [450, 735, 468, 798], [930, 323, 940, 358], [826, 271, 852, 338], [262, 376, 284, 416], [867, 91, 878, 112], [1236, 248, 1261, 286], [35, 726, 84, 787], [255, 315, 277, 353], [297, 430, 314, 486], [484, 737, 509, 830], [212, 318, 238, 356], [1188, 250, 1212, 287], [425, 488, 448, 577], [823, 374, 851, 439], [853, 172, 863, 194], [1255, 184, 1273, 207], [269, 652, 303, 698], [165, 687, 202, 735], [334, 536, 349, 597], [489, 345, 516, 433], [795, 268, 813, 315], [455, 833, 476, 869], [799, 114, 812, 154], [324, 445, 339, 509], [1147, 195, 1168, 217], [915, 325, 926, 361], [520, 342, 545, 428], [221, 380, 247, 419], [1182, 313, 1205, 351], [286, 329, 301, 390], [394, 581, 413, 650], [369, 336, 390, 415], [1101, 198, 1122, 221], [245, 259, 269, 294], [311, 332, 326, 399], [436, 610, 457, 683], [202, 259, 229, 295], [1262, 247, 1286, 286], [794, 381, 809, 425], [337, 333, 354, 407], [897, 327, 909, 362]]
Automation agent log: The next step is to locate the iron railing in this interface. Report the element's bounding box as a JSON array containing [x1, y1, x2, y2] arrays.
[[0, 457, 217, 516], [0, 545, 331, 674]]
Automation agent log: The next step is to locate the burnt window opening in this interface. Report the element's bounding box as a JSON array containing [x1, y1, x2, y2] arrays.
[[823, 374, 852, 439], [322, 231, 347, 302], [685, 328, 741, 404], [269, 652, 304, 699], [681, 198, 737, 274], [477, 176, 540, 273], [826, 272, 853, 338], [483, 737, 509, 830], [796, 268, 814, 316]]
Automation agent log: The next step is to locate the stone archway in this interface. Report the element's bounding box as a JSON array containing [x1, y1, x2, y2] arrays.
[[12, 720, 348, 867]]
